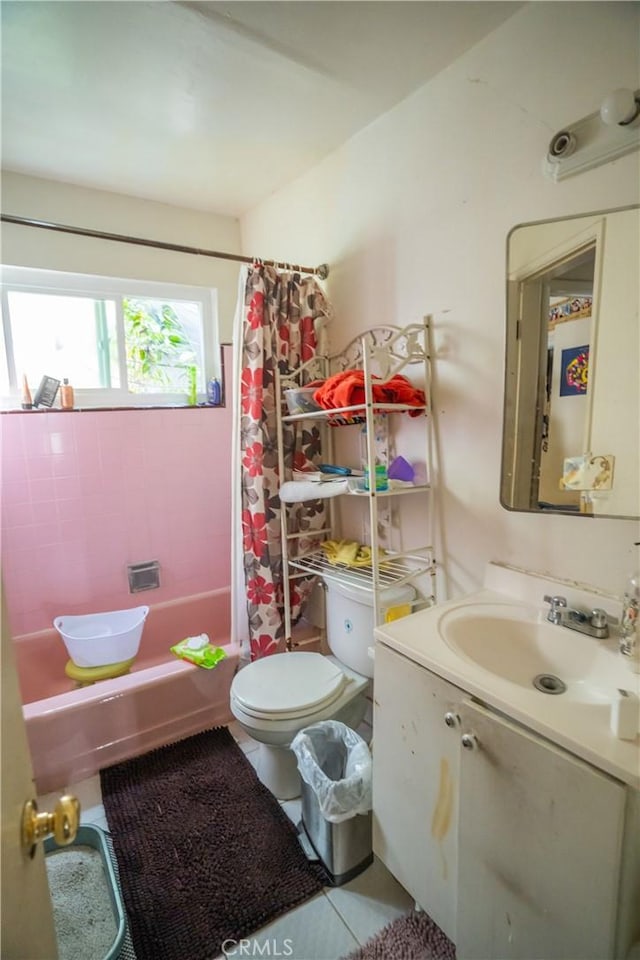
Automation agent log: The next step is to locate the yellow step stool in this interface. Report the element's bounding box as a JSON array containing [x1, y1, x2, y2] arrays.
[[65, 658, 135, 686]]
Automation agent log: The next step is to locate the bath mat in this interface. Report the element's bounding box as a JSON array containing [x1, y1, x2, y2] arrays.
[[100, 726, 325, 960], [341, 909, 456, 960]]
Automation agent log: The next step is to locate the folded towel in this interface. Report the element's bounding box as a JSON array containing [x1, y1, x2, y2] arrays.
[[279, 479, 349, 503], [313, 371, 426, 417], [321, 539, 379, 567]]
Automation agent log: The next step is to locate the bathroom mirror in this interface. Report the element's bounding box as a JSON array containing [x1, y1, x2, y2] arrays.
[[501, 205, 639, 519]]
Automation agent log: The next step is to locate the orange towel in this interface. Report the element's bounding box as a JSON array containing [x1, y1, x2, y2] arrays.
[[313, 371, 426, 417]]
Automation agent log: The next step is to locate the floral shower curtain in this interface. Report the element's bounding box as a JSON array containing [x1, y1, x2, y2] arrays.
[[234, 264, 332, 661]]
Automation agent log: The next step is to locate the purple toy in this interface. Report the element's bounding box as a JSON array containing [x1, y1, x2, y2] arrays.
[[388, 456, 415, 482]]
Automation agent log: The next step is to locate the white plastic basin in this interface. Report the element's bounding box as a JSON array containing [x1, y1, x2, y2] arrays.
[[54, 606, 149, 667]]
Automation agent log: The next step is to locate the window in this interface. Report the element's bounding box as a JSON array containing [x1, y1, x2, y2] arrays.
[[1, 266, 220, 408]]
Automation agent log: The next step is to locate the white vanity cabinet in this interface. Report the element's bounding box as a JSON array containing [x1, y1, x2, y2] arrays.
[[456, 699, 625, 960], [373, 642, 631, 960], [372, 642, 462, 940]]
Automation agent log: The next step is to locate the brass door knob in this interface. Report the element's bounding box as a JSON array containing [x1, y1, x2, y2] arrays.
[[21, 794, 80, 858]]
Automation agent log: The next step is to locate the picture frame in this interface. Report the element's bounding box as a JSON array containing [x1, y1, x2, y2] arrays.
[[33, 375, 61, 408], [559, 345, 589, 397]]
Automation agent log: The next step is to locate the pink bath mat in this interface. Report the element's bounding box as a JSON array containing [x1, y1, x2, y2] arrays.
[[342, 909, 456, 960]]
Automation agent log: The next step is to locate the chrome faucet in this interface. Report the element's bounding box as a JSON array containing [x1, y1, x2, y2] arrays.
[[544, 595, 567, 624], [543, 595, 613, 640]]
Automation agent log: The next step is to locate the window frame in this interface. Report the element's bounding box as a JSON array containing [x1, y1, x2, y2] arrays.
[[1, 265, 220, 409]]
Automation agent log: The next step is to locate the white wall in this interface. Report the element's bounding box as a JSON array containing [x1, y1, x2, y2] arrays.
[[1, 172, 242, 340], [240, 2, 640, 597], [590, 209, 640, 517]]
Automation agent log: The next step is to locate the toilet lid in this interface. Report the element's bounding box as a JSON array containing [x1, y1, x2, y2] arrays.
[[231, 652, 348, 719]]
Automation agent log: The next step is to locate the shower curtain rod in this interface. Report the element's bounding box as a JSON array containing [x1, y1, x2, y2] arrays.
[[0, 214, 330, 279]]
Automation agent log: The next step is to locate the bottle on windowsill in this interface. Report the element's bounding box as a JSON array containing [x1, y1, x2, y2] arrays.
[[60, 378, 75, 410], [207, 377, 221, 406], [21, 373, 33, 410]]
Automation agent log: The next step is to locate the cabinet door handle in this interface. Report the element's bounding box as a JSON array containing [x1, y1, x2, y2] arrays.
[[461, 733, 478, 750], [444, 711, 460, 728]]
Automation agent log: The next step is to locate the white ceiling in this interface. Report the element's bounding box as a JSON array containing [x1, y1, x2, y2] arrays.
[[1, 1, 523, 217]]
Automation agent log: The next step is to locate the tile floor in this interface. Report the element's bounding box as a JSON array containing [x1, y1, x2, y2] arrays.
[[41, 722, 415, 960]]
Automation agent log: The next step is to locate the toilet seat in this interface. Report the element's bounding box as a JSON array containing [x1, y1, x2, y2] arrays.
[[231, 652, 349, 721]]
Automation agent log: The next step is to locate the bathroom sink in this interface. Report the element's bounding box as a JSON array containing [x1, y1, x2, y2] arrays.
[[375, 570, 639, 787], [438, 602, 620, 704]]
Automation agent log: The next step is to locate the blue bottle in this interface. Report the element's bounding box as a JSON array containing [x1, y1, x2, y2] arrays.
[[207, 378, 221, 406]]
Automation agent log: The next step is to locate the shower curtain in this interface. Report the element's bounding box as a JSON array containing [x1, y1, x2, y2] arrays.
[[231, 264, 332, 661]]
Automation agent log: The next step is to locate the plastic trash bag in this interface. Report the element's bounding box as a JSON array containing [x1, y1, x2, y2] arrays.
[[291, 720, 372, 824]]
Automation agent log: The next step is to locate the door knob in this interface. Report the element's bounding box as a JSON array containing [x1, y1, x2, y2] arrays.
[[21, 794, 80, 859], [461, 733, 478, 750]]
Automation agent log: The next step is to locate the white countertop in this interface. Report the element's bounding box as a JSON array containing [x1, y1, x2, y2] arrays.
[[374, 585, 640, 788]]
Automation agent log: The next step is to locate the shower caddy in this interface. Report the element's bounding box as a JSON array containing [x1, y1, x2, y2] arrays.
[[276, 317, 436, 649]]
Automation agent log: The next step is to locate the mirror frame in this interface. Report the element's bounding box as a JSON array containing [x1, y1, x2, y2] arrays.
[[501, 204, 639, 520]]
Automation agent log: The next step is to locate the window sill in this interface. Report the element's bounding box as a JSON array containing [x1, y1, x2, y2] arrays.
[[0, 402, 226, 414]]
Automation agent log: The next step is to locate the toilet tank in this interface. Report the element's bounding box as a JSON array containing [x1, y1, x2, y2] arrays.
[[324, 580, 415, 678]]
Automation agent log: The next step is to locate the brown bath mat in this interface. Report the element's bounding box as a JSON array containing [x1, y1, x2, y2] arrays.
[[100, 726, 325, 960], [342, 909, 456, 960]]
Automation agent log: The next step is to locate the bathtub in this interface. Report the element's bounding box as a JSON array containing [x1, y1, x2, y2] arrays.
[[15, 589, 239, 794]]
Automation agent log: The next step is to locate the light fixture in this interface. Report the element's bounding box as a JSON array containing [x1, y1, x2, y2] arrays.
[[544, 88, 640, 181], [600, 88, 640, 126]]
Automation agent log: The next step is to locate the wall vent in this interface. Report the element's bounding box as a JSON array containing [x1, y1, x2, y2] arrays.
[[127, 560, 160, 593]]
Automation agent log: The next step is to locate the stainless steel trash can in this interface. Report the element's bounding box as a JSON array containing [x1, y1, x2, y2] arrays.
[[292, 720, 373, 886], [300, 780, 373, 886]]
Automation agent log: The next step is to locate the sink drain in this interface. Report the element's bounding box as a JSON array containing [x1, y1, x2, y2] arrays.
[[533, 674, 567, 695]]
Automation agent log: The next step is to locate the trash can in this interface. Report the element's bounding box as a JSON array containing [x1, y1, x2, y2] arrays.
[[291, 720, 373, 886]]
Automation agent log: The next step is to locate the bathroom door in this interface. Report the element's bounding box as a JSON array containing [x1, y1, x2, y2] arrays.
[[1, 583, 59, 959]]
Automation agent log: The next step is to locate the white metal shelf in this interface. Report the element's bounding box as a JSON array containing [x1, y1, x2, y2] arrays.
[[288, 549, 434, 592], [282, 401, 427, 424], [347, 482, 431, 498], [282, 482, 431, 504], [277, 317, 436, 646]]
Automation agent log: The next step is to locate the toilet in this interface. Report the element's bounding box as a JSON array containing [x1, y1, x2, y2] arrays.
[[231, 651, 370, 798], [230, 580, 415, 799]]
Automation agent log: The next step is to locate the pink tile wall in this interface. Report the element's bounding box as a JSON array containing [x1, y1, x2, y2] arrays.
[[1, 347, 233, 636]]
